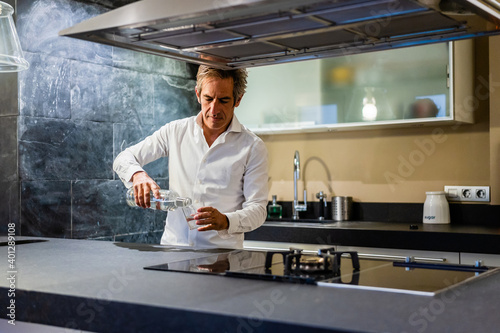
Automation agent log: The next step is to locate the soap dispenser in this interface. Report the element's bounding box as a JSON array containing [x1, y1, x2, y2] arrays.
[[267, 195, 282, 219]]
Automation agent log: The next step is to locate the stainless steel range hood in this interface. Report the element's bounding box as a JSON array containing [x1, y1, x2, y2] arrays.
[[59, 0, 500, 69]]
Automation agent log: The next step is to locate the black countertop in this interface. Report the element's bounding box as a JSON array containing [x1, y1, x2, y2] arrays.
[[245, 220, 500, 254], [1, 237, 500, 333]]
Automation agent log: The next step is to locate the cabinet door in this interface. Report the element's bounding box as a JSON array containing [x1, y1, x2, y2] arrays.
[[243, 240, 334, 253], [237, 40, 473, 134], [460, 253, 500, 267], [243, 241, 461, 264], [336, 245, 460, 264]]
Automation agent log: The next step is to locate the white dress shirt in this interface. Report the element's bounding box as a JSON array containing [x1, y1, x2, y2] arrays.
[[113, 113, 269, 249]]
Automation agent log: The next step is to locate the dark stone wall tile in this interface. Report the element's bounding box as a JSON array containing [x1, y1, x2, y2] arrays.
[[108, 67, 155, 124], [17, 0, 112, 66], [114, 231, 162, 244], [72, 179, 165, 239], [113, 123, 169, 179], [0, 72, 18, 116], [20, 180, 71, 237], [18, 117, 113, 180], [154, 76, 199, 125], [143, 162, 169, 184], [0, 182, 20, 235], [71, 62, 154, 124], [0, 116, 17, 182], [112, 48, 196, 79], [112, 122, 158, 153], [19, 52, 71, 119], [11, 0, 200, 243], [69, 61, 112, 122]]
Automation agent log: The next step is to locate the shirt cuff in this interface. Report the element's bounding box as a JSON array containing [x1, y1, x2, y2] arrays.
[[217, 214, 233, 239], [217, 229, 231, 239], [124, 166, 145, 187], [222, 212, 241, 235]]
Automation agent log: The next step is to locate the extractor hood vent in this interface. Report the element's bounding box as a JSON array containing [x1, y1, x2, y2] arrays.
[[59, 0, 500, 69]]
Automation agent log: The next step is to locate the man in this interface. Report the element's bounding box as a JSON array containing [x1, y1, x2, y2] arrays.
[[113, 66, 268, 249]]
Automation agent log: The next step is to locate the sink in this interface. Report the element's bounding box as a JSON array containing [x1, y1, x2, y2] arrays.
[[266, 218, 334, 223]]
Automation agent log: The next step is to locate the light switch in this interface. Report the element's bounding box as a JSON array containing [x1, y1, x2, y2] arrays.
[[444, 185, 490, 202]]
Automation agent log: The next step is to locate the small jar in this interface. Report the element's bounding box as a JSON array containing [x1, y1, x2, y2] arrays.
[[423, 191, 450, 224], [267, 195, 282, 219]]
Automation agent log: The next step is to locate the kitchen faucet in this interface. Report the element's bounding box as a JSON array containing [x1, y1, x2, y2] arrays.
[[293, 151, 307, 219], [316, 191, 327, 221]]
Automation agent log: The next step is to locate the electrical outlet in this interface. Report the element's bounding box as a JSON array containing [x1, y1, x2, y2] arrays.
[[444, 186, 490, 202]]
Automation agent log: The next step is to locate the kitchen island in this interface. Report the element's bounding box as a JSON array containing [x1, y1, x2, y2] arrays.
[[1, 236, 499, 333]]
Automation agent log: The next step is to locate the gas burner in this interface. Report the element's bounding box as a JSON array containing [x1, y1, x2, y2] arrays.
[[264, 247, 360, 280], [318, 247, 360, 271], [294, 256, 326, 273]]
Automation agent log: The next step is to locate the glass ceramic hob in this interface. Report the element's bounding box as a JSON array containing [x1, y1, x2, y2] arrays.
[[144, 248, 494, 296]]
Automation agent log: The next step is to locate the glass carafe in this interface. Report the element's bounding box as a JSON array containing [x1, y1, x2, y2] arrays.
[[126, 188, 192, 211]]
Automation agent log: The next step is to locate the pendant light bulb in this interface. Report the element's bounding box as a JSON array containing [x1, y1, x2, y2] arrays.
[[0, 1, 29, 72], [362, 88, 377, 121]]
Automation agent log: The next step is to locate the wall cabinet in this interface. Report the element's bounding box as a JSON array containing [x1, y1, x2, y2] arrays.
[[237, 40, 474, 134]]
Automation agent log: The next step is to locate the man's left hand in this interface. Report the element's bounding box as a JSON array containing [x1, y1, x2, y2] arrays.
[[194, 207, 229, 231]]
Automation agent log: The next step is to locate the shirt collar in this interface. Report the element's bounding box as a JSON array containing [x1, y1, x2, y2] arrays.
[[194, 113, 203, 144], [195, 112, 242, 134], [227, 114, 242, 133]]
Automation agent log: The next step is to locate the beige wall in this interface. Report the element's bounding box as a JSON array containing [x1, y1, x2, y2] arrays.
[[261, 36, 499, 205], [490, 35, 500, 204]]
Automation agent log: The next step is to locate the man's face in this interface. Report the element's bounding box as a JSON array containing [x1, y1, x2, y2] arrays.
[[196, 77, 241, 134]]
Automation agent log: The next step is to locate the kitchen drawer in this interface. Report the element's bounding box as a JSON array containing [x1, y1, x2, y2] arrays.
[[243, 240, 334, 253], [243, 241, 460, 264], [335, 245, 460, 264], [460, 253, 500, 267]]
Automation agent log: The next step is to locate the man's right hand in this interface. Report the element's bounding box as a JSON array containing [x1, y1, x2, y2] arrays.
[[131, 171, 160, 208]]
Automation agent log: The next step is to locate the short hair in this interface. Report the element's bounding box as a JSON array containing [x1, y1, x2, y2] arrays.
[[410, 98, 439, 118], [196, 66, 248, 103]]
